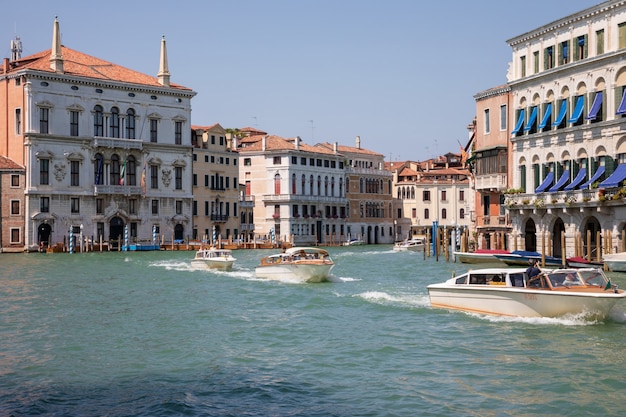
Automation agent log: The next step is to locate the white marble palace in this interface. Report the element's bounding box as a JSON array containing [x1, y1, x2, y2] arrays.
[[0, 18, 196, 250]]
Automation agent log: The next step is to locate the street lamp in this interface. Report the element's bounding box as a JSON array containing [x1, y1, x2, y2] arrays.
[[80, 224, 83, 253]]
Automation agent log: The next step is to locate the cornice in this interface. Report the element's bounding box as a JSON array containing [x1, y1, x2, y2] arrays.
[[507, 1, 626, 46], [20, 69, 196, 98]]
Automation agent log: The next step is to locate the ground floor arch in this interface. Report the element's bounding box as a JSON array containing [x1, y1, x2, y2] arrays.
[[524, 218, 537, 252]]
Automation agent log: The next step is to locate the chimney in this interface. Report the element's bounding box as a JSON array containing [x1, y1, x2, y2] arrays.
[[295, 136, 300, 150], [50, 17, 64, 73], [356, 135, 361, 149], [3, 58, 9, 73], [333, 141, 338, 154], [157, 35, 170, 87], [262, 135, 267, 151]]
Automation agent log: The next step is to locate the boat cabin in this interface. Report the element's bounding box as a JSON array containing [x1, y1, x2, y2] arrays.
[[453, 269, 527, 287]]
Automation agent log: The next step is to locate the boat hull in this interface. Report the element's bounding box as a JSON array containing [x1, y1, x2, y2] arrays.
[[454, 251, 506, 264], [255, 263, 334, 283], [428, 285, 624, 318], [191, 259, 235, 270]]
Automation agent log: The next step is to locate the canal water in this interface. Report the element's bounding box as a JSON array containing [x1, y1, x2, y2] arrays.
[[1, 246, 625, 416]]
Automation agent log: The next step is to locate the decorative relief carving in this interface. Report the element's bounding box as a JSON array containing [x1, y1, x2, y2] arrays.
[[162, 168, 172, 187], [54, 163, 66, 182]]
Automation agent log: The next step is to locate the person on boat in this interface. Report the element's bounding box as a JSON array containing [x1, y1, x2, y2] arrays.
[[526, 260, 541, 279], [562, 273, 580, 287]]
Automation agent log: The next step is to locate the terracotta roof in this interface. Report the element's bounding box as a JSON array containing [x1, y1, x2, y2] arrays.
[[315, 142, 383, 157], [398, 166, 420, 177], [0, 155, 25, 170], [238, 135, 339, 155], [5, 46, 192, 91]]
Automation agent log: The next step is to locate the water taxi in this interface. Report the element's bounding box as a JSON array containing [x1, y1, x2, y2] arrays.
[[427, 267, 625, 319], [191, 247, 236, 270], [255, 247, 335, 283]]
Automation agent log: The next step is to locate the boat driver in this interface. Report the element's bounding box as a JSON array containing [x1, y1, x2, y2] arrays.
[[562, 273, 579, 287], [526, 260, 541, 279]]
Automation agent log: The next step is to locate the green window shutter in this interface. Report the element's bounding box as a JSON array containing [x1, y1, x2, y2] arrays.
[[533, 164, 540, 189], [520, 165, 527, 192]]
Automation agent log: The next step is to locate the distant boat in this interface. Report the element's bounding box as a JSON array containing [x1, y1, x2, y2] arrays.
[[454, 249, 510, 264], [191, 247, 236, 270], [344, 238, 365, 246], [493, 250, 563, 267], [393, 237, 426, 252], [603, 252, 626, 272]]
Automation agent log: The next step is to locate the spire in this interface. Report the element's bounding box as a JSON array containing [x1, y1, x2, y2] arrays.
[[50, 16, 64, 73], [157, 35, 170, 87]]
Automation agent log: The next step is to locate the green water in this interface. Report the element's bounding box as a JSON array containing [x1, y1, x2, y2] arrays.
[[1, 247, 625, 416]]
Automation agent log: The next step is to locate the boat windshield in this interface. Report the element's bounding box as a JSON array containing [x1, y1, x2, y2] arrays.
[[578, 270, 608, 287]]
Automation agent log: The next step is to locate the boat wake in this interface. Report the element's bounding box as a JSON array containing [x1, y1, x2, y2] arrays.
[[150, 260, 194, 271], [467, 310, 611, 326], [355, 291, 430, 308]]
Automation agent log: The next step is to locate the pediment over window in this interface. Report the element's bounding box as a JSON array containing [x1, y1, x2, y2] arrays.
[[67, 104, 85, 112], [64, 152, 84, 161], [36, 100, 54, 108], [170, 214, 190, 223], [171, 159, 187, 167], [35, 150, 54, 159], [148, 157, 162, 165], [172, 115, 187, 122], [147, 112, 162, 119]]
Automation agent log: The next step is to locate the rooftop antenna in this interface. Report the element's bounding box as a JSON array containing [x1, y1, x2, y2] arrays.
[[309, 119, 314, 142], [252, 116, 258, 127], [10, 34, 22, 61]]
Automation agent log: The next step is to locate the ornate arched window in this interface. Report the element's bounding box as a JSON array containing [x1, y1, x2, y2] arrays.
[[126, 108, 136, 139], [94, 153, 104, 185], [94, 105, 103, 136], [110, 107, 120, 138]]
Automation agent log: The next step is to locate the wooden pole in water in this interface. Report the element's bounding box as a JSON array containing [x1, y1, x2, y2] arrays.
[[586, 230, 591, 261], [597, 230, 602, 262], [541, 230, 546, 267], [561, 230, 566, 266]]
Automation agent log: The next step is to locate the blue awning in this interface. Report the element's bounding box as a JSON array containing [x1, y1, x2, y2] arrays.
[[568, 96, 584, 123], [548, 170, 570, 192], [564, 168, 587, 191], [538, 103, 552, 129], [535, 171, 554, 193], [618, 90, 626, 115], [586, 92, 603, 120], [523, 107, 538, 131], [599, 164, 626, 188], [511, 109, 525, 134], [552, 100, 567, 126], [580, 166, 606, 189]]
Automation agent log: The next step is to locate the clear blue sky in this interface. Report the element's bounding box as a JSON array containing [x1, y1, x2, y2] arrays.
[[1, 0, 598, 161]]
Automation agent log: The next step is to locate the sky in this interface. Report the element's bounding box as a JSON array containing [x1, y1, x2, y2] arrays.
[[1, 0, 599, 162]]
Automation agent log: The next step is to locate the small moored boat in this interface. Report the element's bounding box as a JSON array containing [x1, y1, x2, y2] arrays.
[[493, 250, 563, 267], [603, 252, 626, 272], [344, 238, 365, 246], [393, 237, 426, 252], [255, 247, 335, 283], [191, 247, 236, 270], [454, 249, 510, 264], [427, 267, 625, 318]]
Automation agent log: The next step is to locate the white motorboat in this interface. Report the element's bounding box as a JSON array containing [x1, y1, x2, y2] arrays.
[[453, 249, 511, 264], [603, 252, 626, 272], [344, 238, 365, 246], [427, 267, 626, 319], [191, 247, 236, 270], [255, 247, 335, 283], [393, 237, 426, 252]]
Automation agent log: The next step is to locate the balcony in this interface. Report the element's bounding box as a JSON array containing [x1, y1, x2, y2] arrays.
[[93, 136, 143, 150], [94, 185, 142, 195], [263, 194, 347, 204], [210, 214, 229, 222], [474, 173, 507, 192], [476, 215, 509, 228], [503, 188, 622, 213]]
